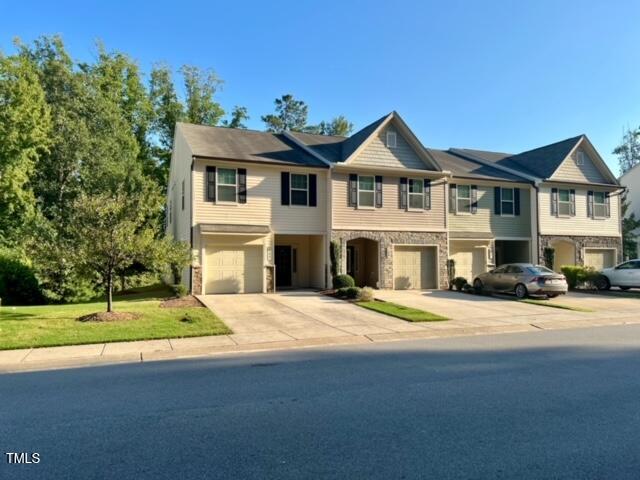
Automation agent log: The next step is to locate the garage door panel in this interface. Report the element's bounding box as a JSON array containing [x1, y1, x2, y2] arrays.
[[393, 246, 437, 290], [584, 249, 616, 271], [206, 245, 263, 294]]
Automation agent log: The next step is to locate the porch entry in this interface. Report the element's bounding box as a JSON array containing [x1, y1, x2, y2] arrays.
[[494, 240, 530, 267], [274, 234, 325, 290], [346, 238, 379, 287]]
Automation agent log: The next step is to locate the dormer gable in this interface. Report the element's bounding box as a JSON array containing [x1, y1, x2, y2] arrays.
[[343, 112, 440, 171], [549, 136, 617, 185]]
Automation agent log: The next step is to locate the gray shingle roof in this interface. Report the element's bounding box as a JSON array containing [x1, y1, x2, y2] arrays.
[[452, 135, 584, 179], [428, 149, 528, 182], [287, 131, 345, 163], [178, 123, 328, 168], [340, 114, 391, 162]]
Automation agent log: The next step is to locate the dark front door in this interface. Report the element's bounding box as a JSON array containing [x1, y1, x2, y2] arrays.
[[275, 245, 292, 287], [347, 246, 356, 279]]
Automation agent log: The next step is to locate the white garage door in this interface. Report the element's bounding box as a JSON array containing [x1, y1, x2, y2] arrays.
[[206, 245, 263, 294], [450, 243, 487, 282], [393, 246, 437, 290], [584, 249, 616, 271]]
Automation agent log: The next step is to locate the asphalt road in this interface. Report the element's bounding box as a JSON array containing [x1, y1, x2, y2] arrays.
[[2, 326, 640, 479]]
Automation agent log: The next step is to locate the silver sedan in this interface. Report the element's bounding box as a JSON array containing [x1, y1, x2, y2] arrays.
[[473, 263, 568, 299]]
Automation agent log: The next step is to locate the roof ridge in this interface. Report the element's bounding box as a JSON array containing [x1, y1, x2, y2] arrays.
[[508, 134, 584, 158]]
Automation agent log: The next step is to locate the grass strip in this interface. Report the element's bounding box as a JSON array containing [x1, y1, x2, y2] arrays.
[[357, 300, 448, 322]]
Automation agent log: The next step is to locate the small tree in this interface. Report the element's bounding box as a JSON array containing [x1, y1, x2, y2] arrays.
[[621, 192, 640, 259], [329, 240, 341, 277], [70, 193, 165, 312]]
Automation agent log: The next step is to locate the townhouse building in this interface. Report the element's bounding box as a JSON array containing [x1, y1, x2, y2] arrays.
[[166, 112, 622, 294]]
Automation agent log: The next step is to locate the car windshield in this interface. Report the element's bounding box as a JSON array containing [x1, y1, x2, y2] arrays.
[[526, 265, 554, 274]]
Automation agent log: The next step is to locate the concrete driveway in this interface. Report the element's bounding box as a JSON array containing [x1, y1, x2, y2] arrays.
[[198, 291, 430, 344], [374, 289, 596, 326]]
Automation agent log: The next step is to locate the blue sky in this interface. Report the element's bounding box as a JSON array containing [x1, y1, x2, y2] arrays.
[[2, 0, 640, 175]]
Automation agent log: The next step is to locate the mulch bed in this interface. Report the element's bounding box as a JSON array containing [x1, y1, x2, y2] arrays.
[[160, 295, 204, 308], [77, 312, 142, 322]]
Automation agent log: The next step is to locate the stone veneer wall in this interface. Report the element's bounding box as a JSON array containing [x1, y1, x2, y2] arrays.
[[192, 266, 203, 295], [331, 230, 449, 289], [538, 235, 623, 265]]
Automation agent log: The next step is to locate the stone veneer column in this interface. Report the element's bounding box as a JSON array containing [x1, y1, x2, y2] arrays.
[[192, 266, 202, 295]]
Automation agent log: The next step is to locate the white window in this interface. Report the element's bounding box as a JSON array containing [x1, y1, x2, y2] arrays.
[[358, 175, 375, 208], [217, 168, 237, 202], [290, 173, 308, 206], [577, 151, 585, 166], [593, 191, 606, 218], [386, 130, 397, 148], [501, 188, 514, 215], [558, 189, 571, 216], [408, 178, 424, 209], [456, 184, 471, 214]]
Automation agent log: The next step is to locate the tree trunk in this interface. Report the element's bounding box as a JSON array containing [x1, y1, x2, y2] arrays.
[[106, 273, 113, 313]]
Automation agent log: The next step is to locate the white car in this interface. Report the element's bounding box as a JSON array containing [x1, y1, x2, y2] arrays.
[[596, 259, 640, 290]]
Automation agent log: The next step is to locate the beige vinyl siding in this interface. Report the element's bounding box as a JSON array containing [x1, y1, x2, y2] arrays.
[[448, 183, 531, 238], [193, 160, 327, 234], [331, 172, 446, 231], [166, 127, 194, 287], [551, 147, 608, 184], [538, 185, 621, 236], [351, 125, 428, 170]]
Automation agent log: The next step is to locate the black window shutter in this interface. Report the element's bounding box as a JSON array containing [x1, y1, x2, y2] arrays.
[[281, 172, 290, 205], [605, 191, 611, 217], [309, 174, 317, 207], [399, 177, 408, 209], [449, 183, 457, 213], [471, 185, 478, 214], [569, 189, 575, 216], [424, 179, 431, 210], [238, 168, 247, 204], [514, 188, 520, 216], [348, 174, 358, 207], [494, 186, 501, 215], [375, 175, 383, 208], [587, 190, 594, 218], [551, 188, 558, 216], [206, 166, 216, 202]]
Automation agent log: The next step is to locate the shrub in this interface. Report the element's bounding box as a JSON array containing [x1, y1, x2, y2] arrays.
[[462, 283, 475, 294], [452, 276, 468, 291], [333, 274, 355, 289], [330, 241, 340, 278], [560, 265, 598, 290], [337, 286, 361, 299], [171, 283, 188, 298], [359, 286, 375, 302], [0, 256, 44, 306]]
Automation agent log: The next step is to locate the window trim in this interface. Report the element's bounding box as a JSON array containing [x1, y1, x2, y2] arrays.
[[357, 174, 375, 209], [216, 167, 238, 204], [500, 187, 515, 217], [290, 172, 309, 207], [386, 130, 397, 148], [576, 150, 585, 166], [407, 178, 425, 211], [557, 188, 572, 217], [456, 184, 472, 215], [593, 191, 606, 219]]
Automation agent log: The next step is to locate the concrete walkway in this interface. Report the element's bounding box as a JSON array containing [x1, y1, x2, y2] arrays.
[[1, 290, 638, 373]]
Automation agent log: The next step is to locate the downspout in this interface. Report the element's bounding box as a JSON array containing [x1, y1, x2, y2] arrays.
[[189, 157, 195, 293]]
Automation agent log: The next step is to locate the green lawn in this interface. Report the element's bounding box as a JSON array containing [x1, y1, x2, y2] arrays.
[[357, 300, 449, 322], [0, 285, 231, 351], [518, 298, 594, 312]]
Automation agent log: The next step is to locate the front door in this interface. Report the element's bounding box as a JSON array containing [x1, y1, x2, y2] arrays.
[[346, 246, 356, 279], [275, 245, 292, 288]]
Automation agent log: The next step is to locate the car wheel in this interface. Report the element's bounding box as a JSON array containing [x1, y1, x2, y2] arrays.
[[547, 294, 559, 299], [620, 286, 631, 291], [473, 278, 483, 294], [595, 275, 611, 291], [515, 283, 528, 299]]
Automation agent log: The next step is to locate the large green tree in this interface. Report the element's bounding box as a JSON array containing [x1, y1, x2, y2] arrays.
[[621, 192, 640, 259], [262, 94, 309, 132], [307, 115, 354, 136], [180, 65, 225, 126], [614, 127, 640, 175], [0, 53, 51, 246], [222, 105, 249, 129]]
